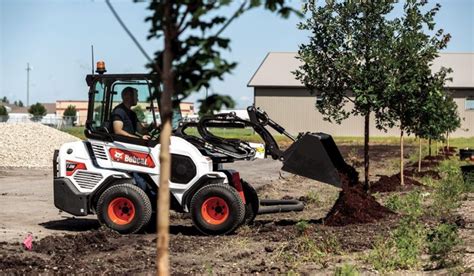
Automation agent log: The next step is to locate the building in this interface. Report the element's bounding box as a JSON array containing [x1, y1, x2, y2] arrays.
[[56, 100, 89, 126], [2, 103, 58, 124], [248, 52, 474, 137]]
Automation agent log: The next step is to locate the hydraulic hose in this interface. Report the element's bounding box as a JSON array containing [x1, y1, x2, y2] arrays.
[[257, 199, 304, 214]]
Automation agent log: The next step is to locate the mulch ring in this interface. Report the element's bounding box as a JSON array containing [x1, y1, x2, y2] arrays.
[[370, 173, 425, 193], [324, 165, 394, 226], [324, 185, 395, 226]]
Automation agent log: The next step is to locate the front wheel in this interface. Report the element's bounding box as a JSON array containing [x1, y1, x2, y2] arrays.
[[96, 184, 152, 234], [190, 184, 245, 235]]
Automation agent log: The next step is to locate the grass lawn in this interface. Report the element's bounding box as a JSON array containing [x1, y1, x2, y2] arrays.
[[61, 126, 474, 149]]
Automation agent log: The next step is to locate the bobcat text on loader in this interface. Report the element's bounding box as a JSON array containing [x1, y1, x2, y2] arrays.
[[53, 63, 353, 235]]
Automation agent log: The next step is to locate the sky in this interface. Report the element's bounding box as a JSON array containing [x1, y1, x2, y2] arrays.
[[0, 0, 473, 108]]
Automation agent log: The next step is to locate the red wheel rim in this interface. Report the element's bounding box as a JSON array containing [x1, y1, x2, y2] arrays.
[[107, 197, 136, 225], [201, 197, 229, 225]]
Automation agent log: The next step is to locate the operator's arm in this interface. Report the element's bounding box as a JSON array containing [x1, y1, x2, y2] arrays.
[[113, 120, 141, 138]]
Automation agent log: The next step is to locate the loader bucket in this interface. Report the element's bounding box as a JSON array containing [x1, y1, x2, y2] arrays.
[[281, 133, 347, 188]]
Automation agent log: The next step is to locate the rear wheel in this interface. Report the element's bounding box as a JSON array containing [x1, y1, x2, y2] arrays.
[[96, 184, 152, 234], [242, 180, 259, 225], [190, 184, 245, 235]]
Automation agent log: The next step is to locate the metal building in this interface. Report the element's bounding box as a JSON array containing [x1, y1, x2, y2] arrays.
[[248, 52, 474, 137]]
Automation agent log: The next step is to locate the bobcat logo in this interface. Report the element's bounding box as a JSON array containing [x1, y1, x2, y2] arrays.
[[114, 151, 124, 160]]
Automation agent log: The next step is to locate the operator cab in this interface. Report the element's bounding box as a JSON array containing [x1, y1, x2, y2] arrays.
[[84, 71, 182, 147]]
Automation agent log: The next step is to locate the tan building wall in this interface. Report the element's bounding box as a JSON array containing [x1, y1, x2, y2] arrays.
[[56, 101, 89, 126], [255, 88, 474, 137]]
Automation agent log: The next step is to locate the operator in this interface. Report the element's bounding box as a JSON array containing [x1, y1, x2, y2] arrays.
[[111, 86, 151, 140]]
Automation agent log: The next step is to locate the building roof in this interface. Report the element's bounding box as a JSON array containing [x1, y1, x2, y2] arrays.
[[248, 52, 474, 88], [2, 103, 56, 114]]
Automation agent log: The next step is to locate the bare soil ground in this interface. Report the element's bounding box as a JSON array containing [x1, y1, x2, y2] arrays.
[[2, 144, 470, 274]]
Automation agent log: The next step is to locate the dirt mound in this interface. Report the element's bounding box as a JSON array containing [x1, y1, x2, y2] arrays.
[[370, 173, 424, 193], [34, 230, 120, 255], [324, 165, 393, 226], [1, 229, 155, 274]]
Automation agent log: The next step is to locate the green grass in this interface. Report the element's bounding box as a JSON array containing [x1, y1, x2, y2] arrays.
[[61, 126, 474, 150], [62, 126, 86, 140]]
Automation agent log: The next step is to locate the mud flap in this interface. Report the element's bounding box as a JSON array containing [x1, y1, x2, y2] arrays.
[[282, 133, 346, 188]]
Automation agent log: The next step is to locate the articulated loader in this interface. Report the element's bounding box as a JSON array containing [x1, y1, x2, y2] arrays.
[[53, 67, 353, 235]]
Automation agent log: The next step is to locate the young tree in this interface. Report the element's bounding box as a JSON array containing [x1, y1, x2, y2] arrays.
[[383, 0, 451, 185], [14, 100, 18, 106], [143, 1, 301, 274], [294, 1, 395, 190], [0, 105, 8, 122], [28, 103, 47, 122], [63, 105, 77, 126], [1, 96, 9, 104], [18, 100, 24, 107], [198, 94, 235, 116]]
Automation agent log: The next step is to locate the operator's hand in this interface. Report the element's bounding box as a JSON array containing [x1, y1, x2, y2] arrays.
[[142, 135, 151, 140]]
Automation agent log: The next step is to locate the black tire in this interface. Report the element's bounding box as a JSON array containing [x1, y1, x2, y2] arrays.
[[190, 184, 245, 235], [96, 184, 152, 234], [241, 180, 259, 225]]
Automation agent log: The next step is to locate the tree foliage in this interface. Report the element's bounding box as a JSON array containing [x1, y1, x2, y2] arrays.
[[28, 102, 47, 122], [383, 0, 452, 135], [64, 105, 78, 126], [0, 105, 8, 122], [198, 94, 235, 116], [1, 96, 9, 104], [294, 1, 395, 188], [145, 0, 301, 107]]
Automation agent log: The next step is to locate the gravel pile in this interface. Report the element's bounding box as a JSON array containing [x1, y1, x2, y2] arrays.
[[0, 123, 80, 168]]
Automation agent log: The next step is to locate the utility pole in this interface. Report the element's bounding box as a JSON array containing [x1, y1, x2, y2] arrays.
[[26, 63, 31, 107]]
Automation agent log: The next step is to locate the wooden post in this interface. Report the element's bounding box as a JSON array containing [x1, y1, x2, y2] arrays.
[[400, 129, 405, 185], [418, 138, 422, 173]]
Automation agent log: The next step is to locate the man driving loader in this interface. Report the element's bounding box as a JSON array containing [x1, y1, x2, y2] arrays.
[[112, 86, 151, 140]]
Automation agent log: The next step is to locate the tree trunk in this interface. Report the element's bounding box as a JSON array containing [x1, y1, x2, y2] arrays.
[[400, 129, 405, 186], [447, 132, 450, 151], [157, 2, 174, 275], [418, 137, 422, 173], [363, 113, 370, 192], [428, 138, 432, 157]]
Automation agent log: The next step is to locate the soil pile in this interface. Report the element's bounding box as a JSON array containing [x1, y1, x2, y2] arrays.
[[0, 123, 79, 168], [0, 230, 155, 274], [324, 165, 393, 226], [370, 173, 424, 193]]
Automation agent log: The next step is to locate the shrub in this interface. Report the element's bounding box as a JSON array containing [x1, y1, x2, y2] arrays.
[[63, 105, 77, 126], [427, 223, 460, 267], [295, 220, 310, 235], [28, 102, 47, 122], [0, 105, 8, 122], [432, 160, 466, 218], [385, 191, 423, 218], [335, 264, 359, 276]]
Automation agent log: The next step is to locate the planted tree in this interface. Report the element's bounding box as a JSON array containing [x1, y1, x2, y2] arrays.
[[1, 96, 9, 104], [28, 103, 47, 122], [383, 0, 451, 184], [0, 105, 8, 122], [198, 94, 235, 116], [414, 70, 459, 172], [294, 1, 395, 190], [18, 100, 24, 107], [142, 1, 300, 273], [63, 105, 77, 126]]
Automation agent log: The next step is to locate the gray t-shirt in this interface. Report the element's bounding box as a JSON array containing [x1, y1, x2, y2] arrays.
[[111, 103, 138, 135]]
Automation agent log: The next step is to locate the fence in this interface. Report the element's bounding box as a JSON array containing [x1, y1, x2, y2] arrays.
[[0, 115, 81, 129]]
